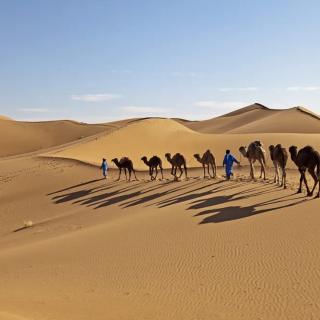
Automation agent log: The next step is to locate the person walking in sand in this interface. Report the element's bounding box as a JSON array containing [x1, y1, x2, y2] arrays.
[[223, 150, 240, 180], [100, 158, 108, 179]]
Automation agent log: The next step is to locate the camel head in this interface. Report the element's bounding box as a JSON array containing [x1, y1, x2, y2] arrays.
[[111, 158, 119, 166], [165, 153, 172, 162], [254, 140, 263, 147], [269, 145, 275, 153], [289, 146, 298, 161], [239, 146, 248, 158], [193, 154, 201, 162], [141, 156, 148, 162]]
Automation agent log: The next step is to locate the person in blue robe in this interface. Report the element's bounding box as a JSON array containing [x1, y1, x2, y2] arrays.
[[223, 150, 240, 180], [100, 158, 108, 179]]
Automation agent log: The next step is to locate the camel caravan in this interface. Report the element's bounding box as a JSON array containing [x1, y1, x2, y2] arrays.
[[107, 142, 320, 198]]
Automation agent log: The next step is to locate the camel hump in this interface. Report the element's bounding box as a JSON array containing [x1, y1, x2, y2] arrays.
[[302, 145, 315, 153]]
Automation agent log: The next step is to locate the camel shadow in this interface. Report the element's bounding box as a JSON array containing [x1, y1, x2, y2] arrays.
[[192, 193, 307, 224], [48, 177, 311, 224]]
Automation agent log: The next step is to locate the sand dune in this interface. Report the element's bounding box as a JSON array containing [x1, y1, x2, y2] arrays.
[[1, 105, 320, 320], [0, 119, 111, 157], [45, 118, 320, 170], [180, 103, 320, 134]]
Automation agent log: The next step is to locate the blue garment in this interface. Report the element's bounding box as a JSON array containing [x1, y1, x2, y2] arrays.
[[223, 154, 239, 178], [101, 160, 108, 176]]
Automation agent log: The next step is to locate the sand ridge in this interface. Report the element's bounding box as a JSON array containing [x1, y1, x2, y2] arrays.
[[43, 117, 320, 170]]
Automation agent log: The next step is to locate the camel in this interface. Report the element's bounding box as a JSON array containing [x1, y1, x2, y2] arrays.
[[165, 153, 188, 180], [194, 149, 216, 178], [141, 156, 164, 180], [239, 141, 266, 180], [269, 144, 288, 188], [111, 157, 138, 181], [289, 145, 320, 198]]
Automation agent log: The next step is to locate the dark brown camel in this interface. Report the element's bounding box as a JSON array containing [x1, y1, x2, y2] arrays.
[[289, 145, 320, 198], [165, 153, 188, 180], [111, 157, 138, 181], [194, 149, 216, 178], [141, 156, 164, 180], [269, 144, 288, 189], [239, 141, 266, 180]]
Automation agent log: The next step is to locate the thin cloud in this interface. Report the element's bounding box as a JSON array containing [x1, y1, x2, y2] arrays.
[[194, 100, 248, 109], [218, 87, 259, 92], [122, 106, 169, 114], [19, 108, 50, 113], [71, 93, 122, 102], [286, 86, 320, 92]]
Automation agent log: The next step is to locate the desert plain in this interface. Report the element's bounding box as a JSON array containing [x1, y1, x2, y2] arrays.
[[0, 103, 320, 320]]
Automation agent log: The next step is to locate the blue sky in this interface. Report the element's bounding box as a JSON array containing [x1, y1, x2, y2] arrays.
[[1, 0, 320, 122]]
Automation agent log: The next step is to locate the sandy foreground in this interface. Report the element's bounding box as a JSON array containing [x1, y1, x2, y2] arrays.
[[1, 105, 320, 320], [0, 155, 320, 320]]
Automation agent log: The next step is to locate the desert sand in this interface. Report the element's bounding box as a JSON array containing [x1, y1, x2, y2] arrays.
[[1, 105, 320, 320]]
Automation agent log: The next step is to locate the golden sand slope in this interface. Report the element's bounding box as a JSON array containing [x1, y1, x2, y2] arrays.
[[45, 118, 320, 170], [0, 119, 110, 157], [0, 157, 320, 320], [181, 104, 320, 133]]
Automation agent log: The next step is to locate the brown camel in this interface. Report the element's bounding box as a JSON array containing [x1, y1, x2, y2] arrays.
[[269, 144, 288, 188], [289, 145, 320, 198], [194, 149, 216, 178], [239, 141, 266, 179], [165, 153, 188, 180], [141, 156, 164, 180], [111, 157, 138, 181]]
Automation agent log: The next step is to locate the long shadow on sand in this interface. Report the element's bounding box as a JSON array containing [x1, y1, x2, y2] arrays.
[[48, 177, 312, 223]]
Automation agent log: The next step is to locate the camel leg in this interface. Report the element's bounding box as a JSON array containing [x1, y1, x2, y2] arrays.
[[250, 161, 254, 180], [302, 171, 311, 195], [207, 164, 212, 178], [282, 166, 287, 189], [297, 169, 304, 193], [116, 168, 122, 181], [133, 169, 138, 181], [208, 163, 212, 178], [178, 166, 183, 178], [273, 162, 277, 183], [184, 164, 188, 179], [259, 160, 266, 180], [203, 164, 206, 179], [160, 165, 164, 180], [308, 166, 318, 196]]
